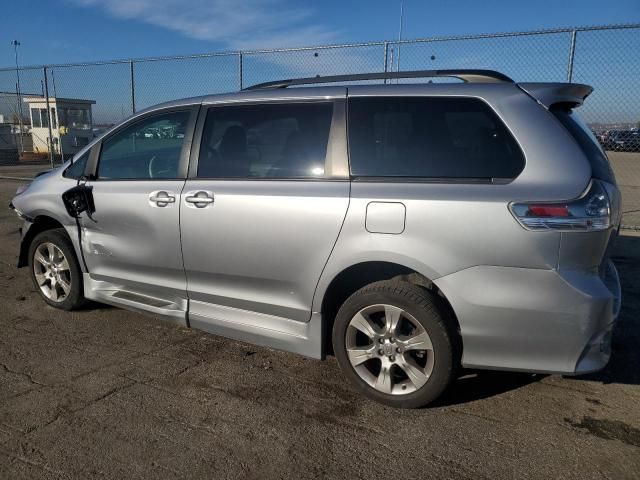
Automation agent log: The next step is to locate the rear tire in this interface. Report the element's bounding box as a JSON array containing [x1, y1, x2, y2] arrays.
[[332, 280, 456, 408], [28, 228, 86, 311]]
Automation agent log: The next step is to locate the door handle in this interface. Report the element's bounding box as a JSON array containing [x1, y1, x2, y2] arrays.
[[185, 191, 214, 208], [149, 191, 176, 207]]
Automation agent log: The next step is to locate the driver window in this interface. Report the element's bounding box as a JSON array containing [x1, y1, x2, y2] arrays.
[[98, 111, 190, 179]]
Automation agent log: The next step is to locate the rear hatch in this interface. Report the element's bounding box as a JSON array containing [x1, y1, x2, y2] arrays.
[[516, 83, 622, 275], [551, 106, 622, 271]]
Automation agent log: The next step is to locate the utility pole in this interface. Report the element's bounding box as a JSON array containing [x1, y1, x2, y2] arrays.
[[396, 1, 404, 78], [11, 40, 24, 154], [129, 60, 136, 114], [566, 30, 577, 82]]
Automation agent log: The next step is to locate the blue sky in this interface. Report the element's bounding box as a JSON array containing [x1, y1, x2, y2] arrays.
[[2, 0, 639, 67], [0, 0, 638, 125]]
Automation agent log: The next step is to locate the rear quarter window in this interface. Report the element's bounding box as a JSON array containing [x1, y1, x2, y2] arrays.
[[347, 97, 525, 180], [551, 108, 616, 184]]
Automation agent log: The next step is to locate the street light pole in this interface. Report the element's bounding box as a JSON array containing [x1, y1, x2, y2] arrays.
[[11, 40, 24, 154]]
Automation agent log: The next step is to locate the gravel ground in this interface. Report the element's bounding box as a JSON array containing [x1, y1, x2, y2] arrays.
[[0, 172, 639, 479]]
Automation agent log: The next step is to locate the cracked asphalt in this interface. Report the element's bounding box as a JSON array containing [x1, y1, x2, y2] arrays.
[[0, 169, 639, 479]]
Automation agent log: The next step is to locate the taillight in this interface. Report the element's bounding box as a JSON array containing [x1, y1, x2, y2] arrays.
[[510, 180, 610, 231]]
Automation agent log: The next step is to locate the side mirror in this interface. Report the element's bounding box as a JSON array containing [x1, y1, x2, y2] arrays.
[[62, 185, 95, 218]]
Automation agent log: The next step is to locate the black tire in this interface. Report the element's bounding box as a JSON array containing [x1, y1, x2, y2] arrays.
[[332, 280, 457, 408], [28, 228, 86, 311]]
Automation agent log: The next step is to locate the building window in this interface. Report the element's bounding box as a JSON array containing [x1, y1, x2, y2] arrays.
[[39, 108, 49, 128], [31, 108, 41, 128], [51, 108, 57, 129], [59, 107, 91, 129]]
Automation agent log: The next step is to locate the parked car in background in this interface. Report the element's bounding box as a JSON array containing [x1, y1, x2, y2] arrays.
[[10, 70, 622, 408], [599, 129, 640, 152]]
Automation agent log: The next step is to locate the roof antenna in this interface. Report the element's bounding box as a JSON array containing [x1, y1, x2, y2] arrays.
[[396, 0, 404, 82]]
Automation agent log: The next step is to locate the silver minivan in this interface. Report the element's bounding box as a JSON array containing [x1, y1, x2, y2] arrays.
[[10, 70, 622, 408]]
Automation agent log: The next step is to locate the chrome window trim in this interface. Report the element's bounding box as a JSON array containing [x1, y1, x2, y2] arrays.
[[188, 98, 348, 180]]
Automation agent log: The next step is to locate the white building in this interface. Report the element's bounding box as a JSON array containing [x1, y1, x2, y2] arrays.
[[23, 96, 95, 155]]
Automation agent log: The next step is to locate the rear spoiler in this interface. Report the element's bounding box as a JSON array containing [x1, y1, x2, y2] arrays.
[[517, 83, 593, 109]]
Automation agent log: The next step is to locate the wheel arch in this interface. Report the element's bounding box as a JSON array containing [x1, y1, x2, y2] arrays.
[[318, 260, 461, 355], [18, 215, 68, 268]]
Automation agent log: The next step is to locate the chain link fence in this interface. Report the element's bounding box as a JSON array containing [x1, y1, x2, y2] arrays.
[[0, 23, 638, 227]]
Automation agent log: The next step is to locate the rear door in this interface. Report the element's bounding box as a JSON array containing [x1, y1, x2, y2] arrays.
[[180, 97, 349, 327], [81, 106, 199, 316]]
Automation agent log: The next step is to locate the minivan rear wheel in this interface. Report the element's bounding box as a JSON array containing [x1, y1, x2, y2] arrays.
[[332, 280, 456, 408], [28, 228, 85, 311]]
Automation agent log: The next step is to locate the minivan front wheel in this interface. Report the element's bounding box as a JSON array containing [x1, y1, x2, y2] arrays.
[[333, 281, 456, 408], [28, 228, 85, 310]]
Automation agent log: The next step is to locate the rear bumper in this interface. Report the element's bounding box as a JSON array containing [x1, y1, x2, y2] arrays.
[[572, 260, 620, 374], [434, 260, 621, 375]]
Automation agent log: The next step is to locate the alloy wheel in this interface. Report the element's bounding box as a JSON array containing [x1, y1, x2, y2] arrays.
[[32, 242, 72, 303], [345, 304, 435, 395]]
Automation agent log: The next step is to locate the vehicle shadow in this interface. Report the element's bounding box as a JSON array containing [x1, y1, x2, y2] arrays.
[[82, 300, 116, 311], [433, 370, 544, 407]]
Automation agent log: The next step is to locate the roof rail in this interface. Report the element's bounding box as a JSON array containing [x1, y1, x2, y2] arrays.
[[244, 69, 514, 90]]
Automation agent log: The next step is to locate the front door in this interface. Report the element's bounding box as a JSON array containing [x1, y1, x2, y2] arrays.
[[81, 107, 198, 317], [180, 99, 350, 330]]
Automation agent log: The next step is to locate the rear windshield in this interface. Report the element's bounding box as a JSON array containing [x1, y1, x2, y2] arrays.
[[551, 108, 615, 184], [347, 97, 525, 180]]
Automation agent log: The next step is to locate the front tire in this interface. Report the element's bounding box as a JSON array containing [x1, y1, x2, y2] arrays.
[[28, 228, 86, 310], [332, 281, 456, 408]]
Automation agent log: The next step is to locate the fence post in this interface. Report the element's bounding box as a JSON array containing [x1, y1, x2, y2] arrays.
[[383, 41, 389, 84], [238, 52, 244, 90], [130, 60, 136, 114], [566, 30, 577, 82], [14, 81, 24, 154], [43, 67, 55, 168]]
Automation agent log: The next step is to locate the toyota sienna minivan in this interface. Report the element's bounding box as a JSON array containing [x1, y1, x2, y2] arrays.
[[10, 70, 622, 408]]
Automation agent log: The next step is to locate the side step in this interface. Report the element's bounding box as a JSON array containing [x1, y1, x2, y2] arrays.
[[189, 300, 324, 359], [83, 274, 187, 326], [112, 290, 173, 308]]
